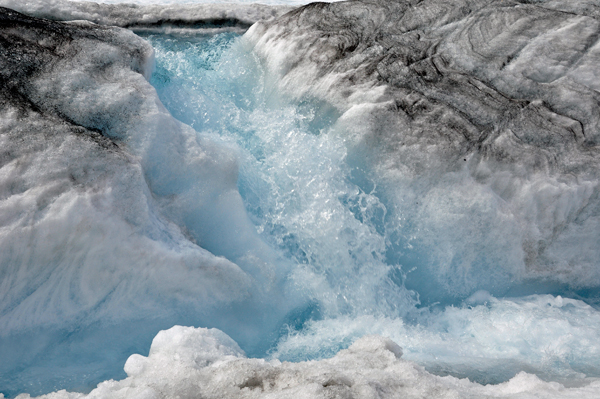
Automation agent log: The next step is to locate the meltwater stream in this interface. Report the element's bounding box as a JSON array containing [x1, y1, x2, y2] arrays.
[[2, 10, 600, 396], [144, 31, 415, 345], [142, 31, 600, 385]]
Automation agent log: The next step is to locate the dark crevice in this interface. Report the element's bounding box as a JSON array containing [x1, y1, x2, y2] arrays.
[[125, 18, 253, 31]]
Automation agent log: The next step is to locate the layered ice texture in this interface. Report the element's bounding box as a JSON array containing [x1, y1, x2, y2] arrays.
[[247, 0, 600, 295], [0, 6, 293, 394], [1, 0, 600, 398]]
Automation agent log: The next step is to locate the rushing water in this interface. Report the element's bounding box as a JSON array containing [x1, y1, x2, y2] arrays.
[[142, 31, 600, 385], [2, 15, 600, 397], [145, 30, 414, 346]]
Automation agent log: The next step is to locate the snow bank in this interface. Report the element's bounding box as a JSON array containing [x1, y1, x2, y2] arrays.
[[12, 326, 600, 399]]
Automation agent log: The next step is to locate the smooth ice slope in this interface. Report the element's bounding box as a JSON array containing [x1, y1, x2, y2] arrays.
[[0, 7, 295, 395]]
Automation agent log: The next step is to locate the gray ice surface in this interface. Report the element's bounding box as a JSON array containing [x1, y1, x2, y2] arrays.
[[247, 0, 600, 291]]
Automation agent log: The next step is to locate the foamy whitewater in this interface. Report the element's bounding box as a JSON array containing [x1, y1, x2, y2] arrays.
[[1, 0, 600, 398]]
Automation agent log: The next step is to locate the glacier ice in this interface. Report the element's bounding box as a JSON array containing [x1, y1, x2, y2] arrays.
[[246, 0, 600, 297], [2, 0, 600, 398], [0, 0, 294, 33], [0, 6, 294, 395]]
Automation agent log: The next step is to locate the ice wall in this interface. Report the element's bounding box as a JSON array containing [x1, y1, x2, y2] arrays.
[[0, 6, 295, 395], [246, 0, 600, 301]]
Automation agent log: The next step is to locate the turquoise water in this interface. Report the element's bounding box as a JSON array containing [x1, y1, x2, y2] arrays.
[[3, 28, 600, 398], [144, 30, 600, 383]]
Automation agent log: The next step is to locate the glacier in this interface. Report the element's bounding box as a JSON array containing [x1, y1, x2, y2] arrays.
[[1, 0, 600, 398]]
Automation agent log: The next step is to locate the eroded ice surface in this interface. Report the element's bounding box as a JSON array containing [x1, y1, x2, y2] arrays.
[[0, 6, 295, 395], [1, 0, 600, 398], [247, 0, 600, 297]]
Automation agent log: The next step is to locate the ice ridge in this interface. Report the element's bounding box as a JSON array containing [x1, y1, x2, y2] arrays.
[[0, 0, 294, 32], [0, 6, 289, 394]]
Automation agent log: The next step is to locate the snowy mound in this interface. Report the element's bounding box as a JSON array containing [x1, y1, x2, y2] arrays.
[[12, 325, 600, 399], [0, 6, 255, 329], [0, 6, 289, 394]]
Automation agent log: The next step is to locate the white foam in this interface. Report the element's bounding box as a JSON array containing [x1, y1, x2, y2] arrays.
[[273, 295, 600, 383]]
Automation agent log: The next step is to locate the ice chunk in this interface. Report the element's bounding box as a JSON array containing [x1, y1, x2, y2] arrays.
[[14, 326, 600, 399]]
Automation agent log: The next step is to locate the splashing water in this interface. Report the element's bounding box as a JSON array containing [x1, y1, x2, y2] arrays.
[[146, 30, 416, 323], [2, 22, 600, 397], [143, 31, 600, 385]]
